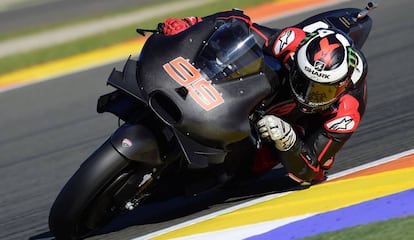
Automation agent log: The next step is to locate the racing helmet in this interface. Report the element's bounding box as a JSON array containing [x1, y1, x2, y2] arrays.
[[289, 28, 355, 113]]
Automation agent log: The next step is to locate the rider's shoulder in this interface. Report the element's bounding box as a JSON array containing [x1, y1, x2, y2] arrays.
[[348, 47, 368, 86], [272, 27, 306, 62], [323, 94, 362, 134]]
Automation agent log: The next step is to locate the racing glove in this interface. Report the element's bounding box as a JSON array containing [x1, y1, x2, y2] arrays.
[[257, 115, 297, 151], [160, 17, 202, 36]]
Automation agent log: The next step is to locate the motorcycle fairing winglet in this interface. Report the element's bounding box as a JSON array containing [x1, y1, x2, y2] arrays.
[[106, 56, 148, 104], [97, 90, 144, 122], [172, 128, 227, 169]]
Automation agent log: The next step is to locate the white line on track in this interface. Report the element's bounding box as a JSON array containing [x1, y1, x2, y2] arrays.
[[0, 0, 60, 12]]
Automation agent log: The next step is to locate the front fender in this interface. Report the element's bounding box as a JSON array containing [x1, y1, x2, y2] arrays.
[[110, 124, 162, 165]]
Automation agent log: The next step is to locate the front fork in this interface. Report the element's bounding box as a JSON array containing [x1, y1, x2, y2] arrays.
[[109, 123, 184, 210]]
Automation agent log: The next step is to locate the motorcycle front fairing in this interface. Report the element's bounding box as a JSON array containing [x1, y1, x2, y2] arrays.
[[136, 20, 275, 167]]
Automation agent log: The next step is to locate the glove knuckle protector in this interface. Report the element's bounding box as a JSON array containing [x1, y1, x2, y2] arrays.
[[257, 115, 296, 151]]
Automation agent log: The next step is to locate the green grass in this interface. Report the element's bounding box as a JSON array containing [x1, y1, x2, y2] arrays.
[[0, 0, 276, 75], [301, 215, 414, 240]]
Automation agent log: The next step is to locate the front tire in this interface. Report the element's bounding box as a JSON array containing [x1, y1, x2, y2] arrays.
[[49, 139, 157, 239]]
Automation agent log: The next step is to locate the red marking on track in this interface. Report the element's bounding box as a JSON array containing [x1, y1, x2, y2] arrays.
[[332, 154, 414, 181], [244, 0, 336, 22]]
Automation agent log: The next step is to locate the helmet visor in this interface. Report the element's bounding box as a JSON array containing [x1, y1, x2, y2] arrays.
[[290, 69, 346, 109]]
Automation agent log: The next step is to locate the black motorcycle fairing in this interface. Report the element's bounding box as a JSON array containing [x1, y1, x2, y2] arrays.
[[173, 128, 227, 168], [97, 90, 145, 122], [295, 8, 372, 49], [107, 57, 147, 103], [138, 21, 216, 85], [97, 57, 150, 122], [110, 123, 162, 165], [138, 20, 275, 148]]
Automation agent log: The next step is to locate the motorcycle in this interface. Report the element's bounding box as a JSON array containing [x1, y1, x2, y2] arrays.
[[49, 2, 377, 239]]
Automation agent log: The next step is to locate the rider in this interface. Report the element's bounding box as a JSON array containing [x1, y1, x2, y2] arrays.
[[158, 9, 368, 186]]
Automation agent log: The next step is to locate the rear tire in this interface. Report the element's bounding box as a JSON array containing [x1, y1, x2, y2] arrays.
[[49, 139, 157, 239]]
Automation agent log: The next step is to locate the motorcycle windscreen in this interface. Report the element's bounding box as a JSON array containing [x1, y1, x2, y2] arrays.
[[194, 21, 263, 83]]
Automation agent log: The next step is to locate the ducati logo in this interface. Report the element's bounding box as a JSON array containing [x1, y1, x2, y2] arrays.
[[314, 60, 326, 71], [122, 138, 133, 148]]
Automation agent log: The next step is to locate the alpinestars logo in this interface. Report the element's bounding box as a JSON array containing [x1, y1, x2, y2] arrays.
[[278, 31, 292, 49], [274, 30, 295, 55], [325, 116, 355, 133]]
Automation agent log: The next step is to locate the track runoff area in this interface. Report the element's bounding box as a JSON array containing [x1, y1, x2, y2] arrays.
[[1, 0, 413, 239]]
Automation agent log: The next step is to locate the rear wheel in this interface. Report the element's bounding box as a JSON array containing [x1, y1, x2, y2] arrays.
[[49, 140, 159, 239]]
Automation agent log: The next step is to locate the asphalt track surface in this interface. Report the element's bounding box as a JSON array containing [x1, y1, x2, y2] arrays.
[[0, 0, 413, 239], [0, 0, 166, 34], [0, 0, 220, 58]]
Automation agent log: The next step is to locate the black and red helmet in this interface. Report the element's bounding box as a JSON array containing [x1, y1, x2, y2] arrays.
[[289, 29, 358, 113]]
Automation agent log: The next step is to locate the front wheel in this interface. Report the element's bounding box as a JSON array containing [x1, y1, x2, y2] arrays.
[[49, 139, 159, 239]]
